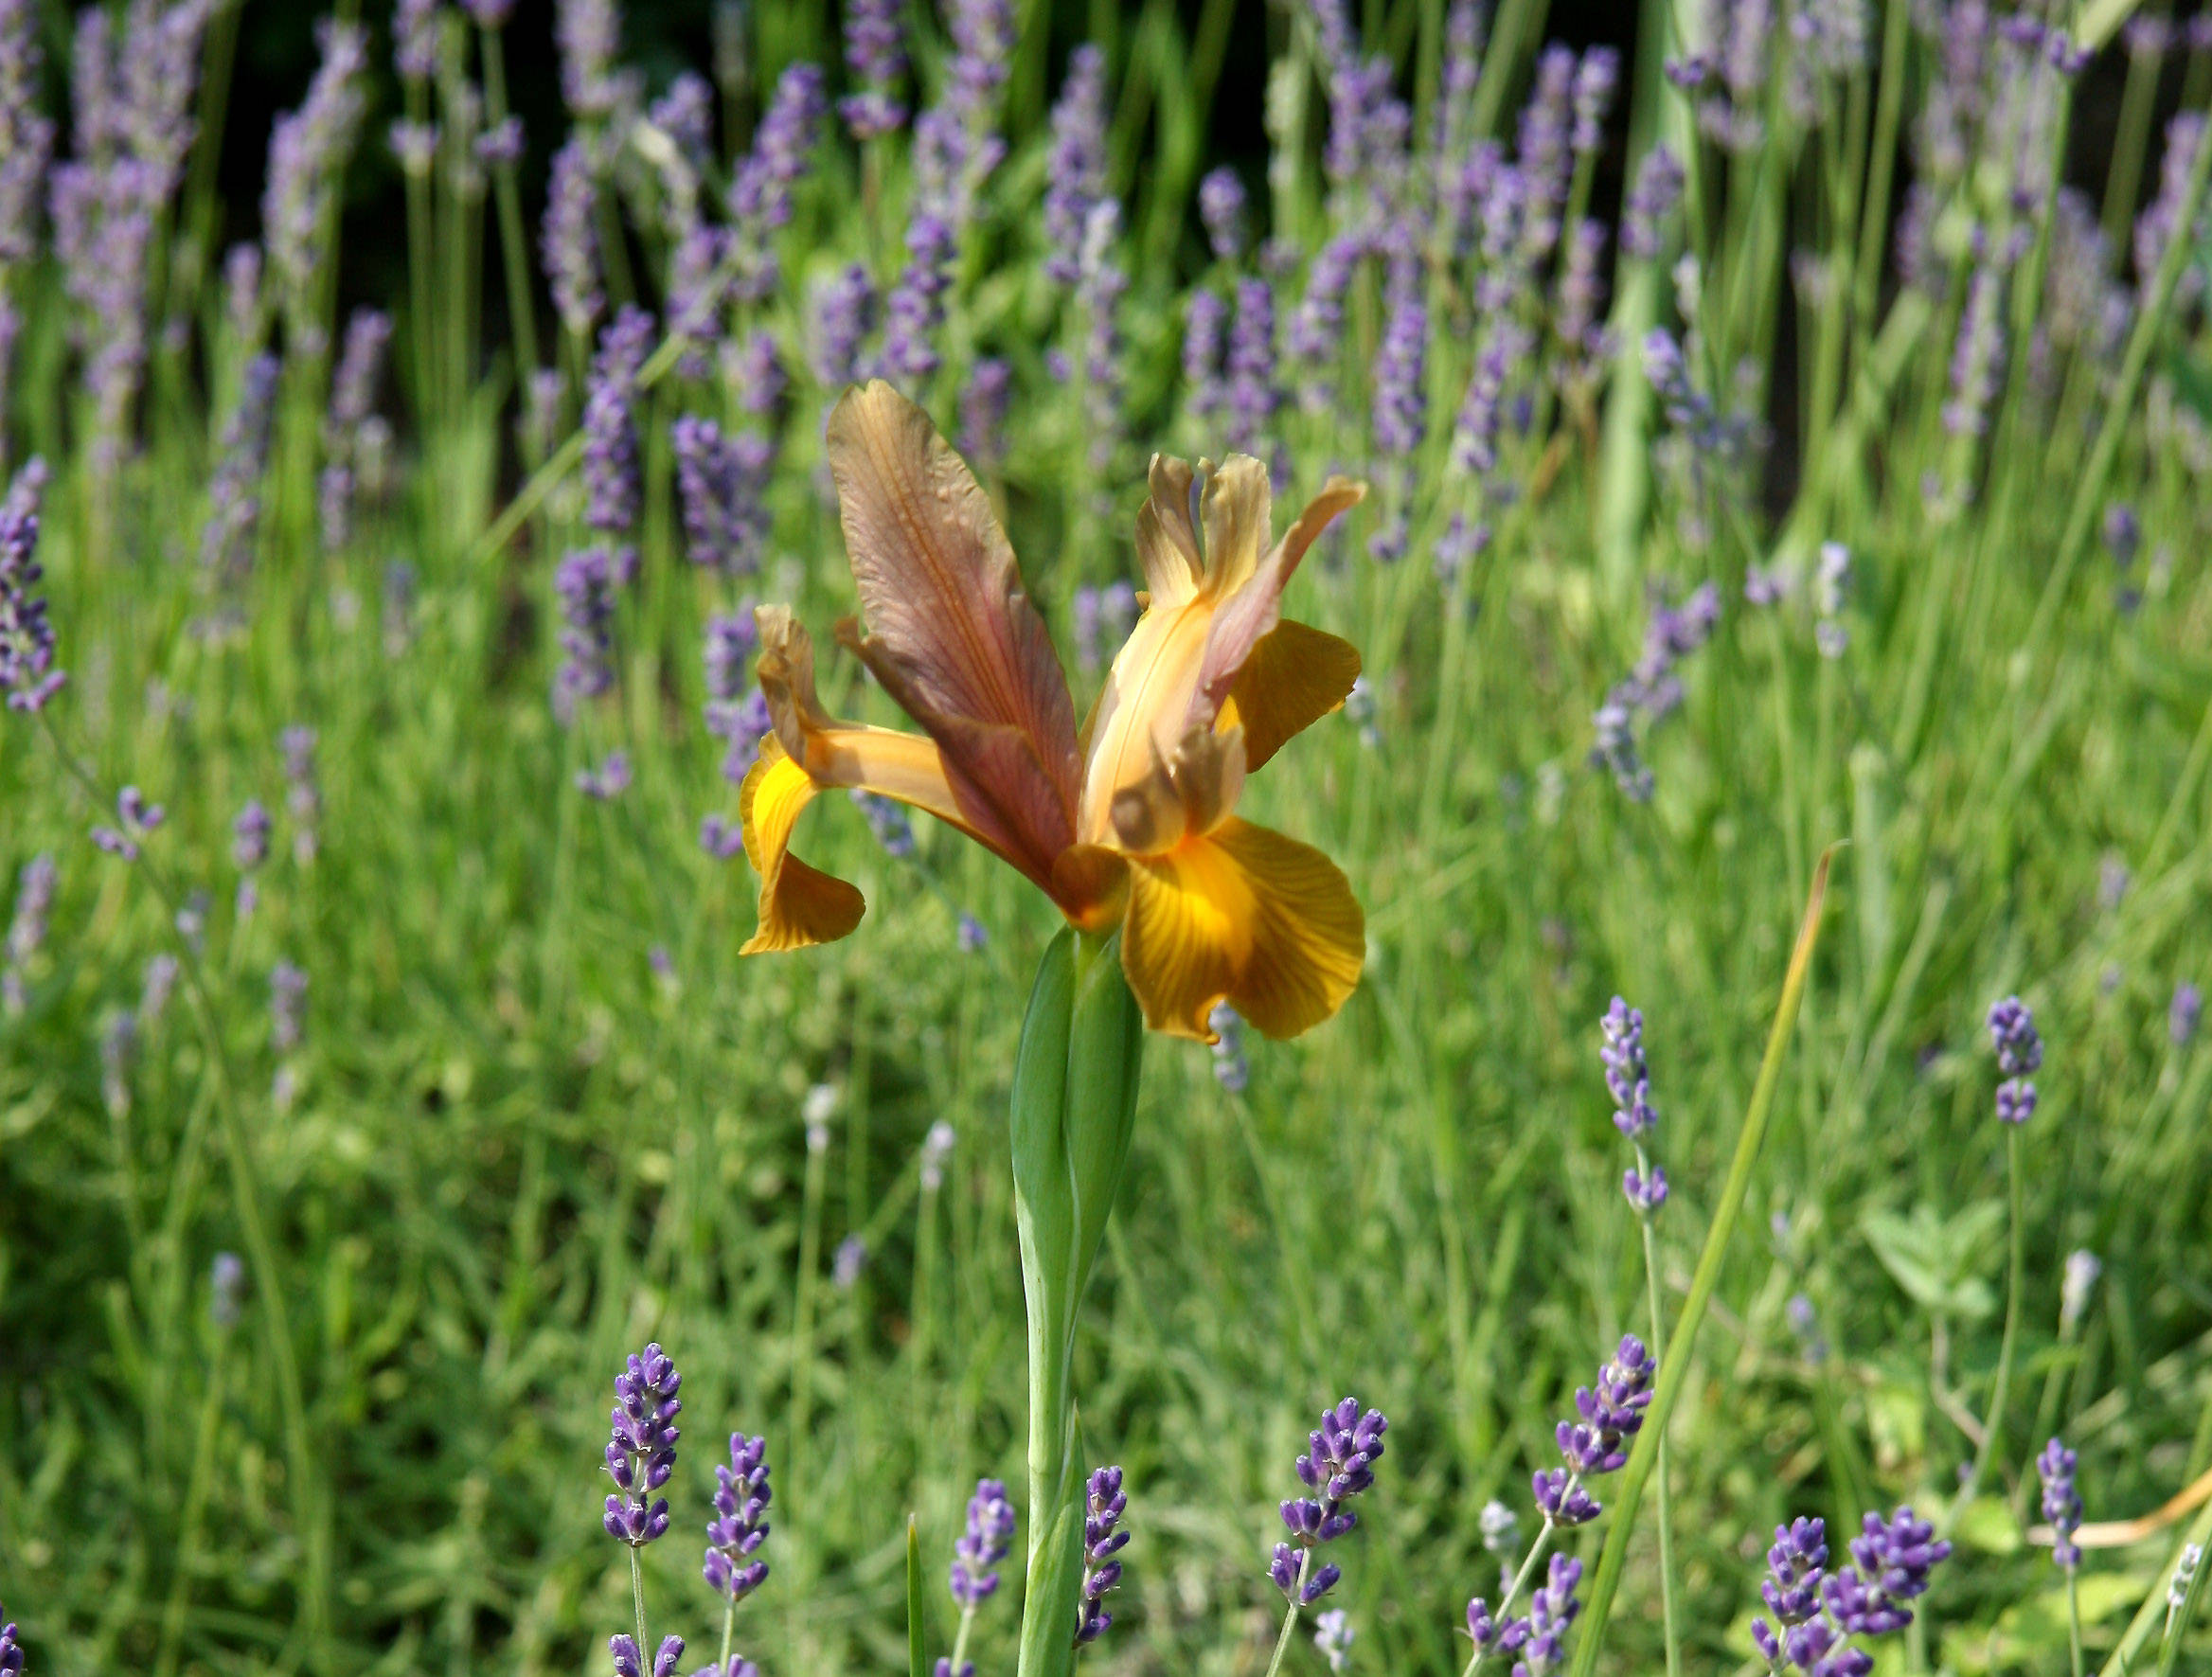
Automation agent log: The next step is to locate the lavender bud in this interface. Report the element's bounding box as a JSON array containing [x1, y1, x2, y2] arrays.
[[0, 459, 62, 713], [704, 1432, 772, 1600], [583, 306, 655, 538], [840, 0, 908, 136], [951, 1477, 1017, 1607], [201, 355, 282, 580], [1208, 1002, 1249, 1092], [558, 0, 630, 119], [2171, 981, 2203, 1047], [1185, 289, 1230, 419], [1073, 1464, 1128, 1645], [575, 751, 633, 800], [543, 138, 602, 339], [2038, 1439, 2082, 1569], [270, 960, 308, 1054], [673, 416, 773, 574], [604, 1342, 683, 1546], [209, 1250, 245, 1328], [261, 23, 369, 348], [958, 357, 1012, 475], [1044, 46, 1108, 287], [552, 545, 637, 722], [1312, 1608, 1353, 1671], [1199, 167, 1247, 260]]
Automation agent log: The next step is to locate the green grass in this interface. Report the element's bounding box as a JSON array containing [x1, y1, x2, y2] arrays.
[[4, 1, 2212, 1674]]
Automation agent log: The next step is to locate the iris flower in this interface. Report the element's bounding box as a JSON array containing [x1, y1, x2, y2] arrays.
[[738, 381, 1366, 1042]]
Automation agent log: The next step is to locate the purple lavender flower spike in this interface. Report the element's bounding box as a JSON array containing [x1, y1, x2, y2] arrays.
[[700, 815, 746, 860], [1185, 290, 1229, 419], [879, 213, 957, 384], [1044, 46, 1109, 286], [1599, 998, 1655, 1137], [0, 1601, 21, 1677], [395, 0, 441, 82], [951, 1477, 1017, 1607], [1556, 1335, 1654, 1477], [200, 354, 281, 580], [583, 306, 655, 538], [1209, 1003, 1249, 1092], [1941, 267, 2005, 439], [1987, 996, 2042, 1125], [609, 1635, 687, 1677], [1507, 1553, 1582, 1675], [0, 0, 55, 270], [576, 752, 633, 800], [558, 0, 633, 119], [1074, 1465, 1128, 1645], [726, 63, 828, 305], [544, 137, 602, 340], [262, 22, 368, 353], [959, 358, 1012, 475], [1516, 46, 1575, 267], [2172, 981, 2203, 1047], [1832, 1507, 1950, 1632], [553, 545, 637, 723], [1622, 144, 1684, 261], [1273, 1398, 1386, 1605], [321, 310, 392, 548], [1571, 47, 1617, 153], [604, 1342, 683, 1546], [2, 851, 55, 1015], [1, 460, 62, 714], [673, 416, 773, 575], [2038, 1439, 2082, 1570], [704, 1432, 773, 1600], [1199, 167, 1246, 261], [841, 0, 908, 136], [1226, 277, 1280, 456], [809, 263, 878, 389], [853, 789, 917, 857], [1290, 234, 1364, 414], [270, 960, 308, 1053]]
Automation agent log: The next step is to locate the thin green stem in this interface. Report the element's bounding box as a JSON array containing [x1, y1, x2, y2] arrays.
[[1634, 1170, 1683, 1677], [1947, 1124, 2025, 1527], [631, 1547, 651, 1659], [2068, 1566, 2086, 1677], [1263, 1549, 1312, 1677]]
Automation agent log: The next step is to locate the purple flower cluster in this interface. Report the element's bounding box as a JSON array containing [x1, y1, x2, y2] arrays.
[[959, 358, 1011, 475], [2, 851, 56, 1015], [1987, 995, 2042, 1125], [852, 789, 917, 858], [704, 1433, 772, 1600], [261, 21, 368, 352], [840, 0, 907, 137], [270, 959, 308, 1053], [1622, 144, 1685, 261], [320, 309, 392, 549], [1749, 1508, 1951, 1673], [608, 1635, 684, 1677], [92, 785, 164, 863], [1071, 581, 1136, 675], [558, 0, 635, 120], [2173, 981, 2203, 1048], [0, 0, 54, 274], [727, 63, 828, 306], [583, 306, 654, 538], [200, 354, 282, 580], [544, 138, 602, 339], [1591, 582, 1722, 801], [2038, 1438, 2081, 1570], [553, 545, 637, 723], [1044, 47, 1109, 286], [1531, 1335, 1652, 1526], [950, 1477, 1016, 1607], [673, 416, 773, 575], [575, 752, 632, 800], [603, 1342, 682, 1546], [1225, 278, 1280, 458], [1074, 1465, 1129, 1645], [703, 612, 769, 786], [1199, 167, 1246, 261], [1601, 998, 1668, 1213], [1, 459, 60, 713], [1209, 1002, 1249, 1092], [1290, 234, 1365, 414], [0, 1596, 20, 1677], [1366, 231, 1426, 562], [809, 263, 878, 390], [1471, 1553, 1580, 1677], [1270, 1398, 1387, 1608]]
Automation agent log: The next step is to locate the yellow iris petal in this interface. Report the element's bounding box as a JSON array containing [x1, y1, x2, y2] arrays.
[[739, 737, 866, 954], [1119, 815, 1365, 1042], [1218, 619, 1363, 772]]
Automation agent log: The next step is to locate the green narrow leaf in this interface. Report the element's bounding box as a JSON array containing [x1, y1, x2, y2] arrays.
[[1569, 847, 1838, 1677], [908, 1514, 928, 1677]]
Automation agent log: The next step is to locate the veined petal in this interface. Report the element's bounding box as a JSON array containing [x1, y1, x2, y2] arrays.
[[1197, 455, 1272, 599], [827, 381, 1082, 862], [1119, 815, 1365, 1041], [739, 737, 866, 955], [1218, 619, 1363, 771], [1186, 477, 1365, 734], [1078, 589, 1216, 842], [1134, 455, 1203, 608]]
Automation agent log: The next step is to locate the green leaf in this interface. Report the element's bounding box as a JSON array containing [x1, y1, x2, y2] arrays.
[[907, 1514, 928, 1677], [1861, 1202, 2004, 1319]]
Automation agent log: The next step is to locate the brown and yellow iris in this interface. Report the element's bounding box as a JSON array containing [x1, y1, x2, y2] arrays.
[[738, 380, 1367, 1043]]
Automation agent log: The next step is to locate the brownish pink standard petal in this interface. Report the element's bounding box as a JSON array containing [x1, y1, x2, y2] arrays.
[[827, 381, 1082, 877]]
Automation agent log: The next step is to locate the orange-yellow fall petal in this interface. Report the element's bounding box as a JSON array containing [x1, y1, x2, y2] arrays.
[[1218, 618, 1363, 771], [739, 737, 866, 954], [1118, 814, 1365, 1041]]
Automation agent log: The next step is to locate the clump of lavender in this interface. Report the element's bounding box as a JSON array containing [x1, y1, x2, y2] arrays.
[[672, 417, 774, 576], [2039, 1437, 2083, 1573], [544, 137, 602, 341], [3, 851, 55, 1016], [319, 310, 392, 549], [233, 799, 272, 918], [1987, 995, 2043, 1125], [584, 307, 655, 539], [959, 358, 1012, 477], [809, 263, 877, 390], [1044, 47, 1108, 287], [705, 1432, 772, 1606], [576, 752, 633, 800], [1208, 1002, 1249, 1093], [201, 355, 282, 580], [268, 959, 308, 1055], [725, 63, 828, 306], [1074, 1465, 1129, 1647], [840, 0, 907, 137], [261, 21, 368, 355], [92, 786, 165, 862], [1591, 583, 1721, 801], [553, 546, 636, 723], [281, 724, 321, 864], [605, 1343, 683, 1546], [1466, 1339, 1653, 1672], [1601, 998, 1666, 1214], [1269, 1398, 1387, 1615], [1, 459, 60, 713], [937, 1474, 1015, 1677], [2172, 981, 2203, 1048], [1748, 1508, 1951, 1674]]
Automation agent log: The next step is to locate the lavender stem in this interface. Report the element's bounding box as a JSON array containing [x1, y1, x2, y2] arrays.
[[1261, 1548, 1311, 1677], [1946, 1125, 2025, 1529], [1462, 1499, 1571, 1676], [1632, 1144, 1683, 1677], [631, 1546, 650, 1661]]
